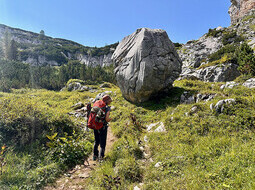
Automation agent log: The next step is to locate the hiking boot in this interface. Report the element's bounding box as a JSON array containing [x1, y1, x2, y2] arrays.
[[93, 155, 98, 161]]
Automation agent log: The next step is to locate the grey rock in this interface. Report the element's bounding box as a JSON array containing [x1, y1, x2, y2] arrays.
[[243, 78, 255, 88], [100, 83, 111, 88], [229, 0, 255, 25], [190, 106, 199, 114], [67, 82, 89, 92], [144, 135, 149, 143], [112, 28, 182, 103], [93, 91, 113, 102], [180, 91, 195, 104], [196, 63, 240, 82], [210, 103, 214, 111], [154, 162, 162, 168], [220, 81, 239, 89], [146, 122, 159, 132], [154, 122, 166, 132], [214, 100, 225, 113], [213, 98, 236, 113], [196, 94, 216, 103], [72, 102, 85, 110]]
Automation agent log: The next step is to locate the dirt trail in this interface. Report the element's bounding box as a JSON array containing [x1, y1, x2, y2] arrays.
[[44, 126, 116, 190]]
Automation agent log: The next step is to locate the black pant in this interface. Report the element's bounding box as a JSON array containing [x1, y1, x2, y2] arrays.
[[93, 125, 108, 158]]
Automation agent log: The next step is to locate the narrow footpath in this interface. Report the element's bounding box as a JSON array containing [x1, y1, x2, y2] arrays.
[[44, 126, 116, 190]]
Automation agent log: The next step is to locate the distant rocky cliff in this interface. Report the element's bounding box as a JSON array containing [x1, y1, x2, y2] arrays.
[[0, 24, 116, 67], [177, 0, 255, 82], [229, 0, 255, 25]]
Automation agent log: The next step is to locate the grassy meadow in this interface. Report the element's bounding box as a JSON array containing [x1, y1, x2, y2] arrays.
[[0, 79, 254, 189]]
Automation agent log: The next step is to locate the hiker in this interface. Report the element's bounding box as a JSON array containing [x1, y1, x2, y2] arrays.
[[88, 95, 112, 161]]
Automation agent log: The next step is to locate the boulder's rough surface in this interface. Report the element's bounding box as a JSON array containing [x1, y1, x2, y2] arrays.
[[112, 28, 182, 103]]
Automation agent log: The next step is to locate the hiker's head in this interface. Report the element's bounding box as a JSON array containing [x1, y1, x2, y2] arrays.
[[102, 95, 112, 105]]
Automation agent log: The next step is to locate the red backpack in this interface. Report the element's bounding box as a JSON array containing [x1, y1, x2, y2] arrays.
[[87, 100, 106, 130]]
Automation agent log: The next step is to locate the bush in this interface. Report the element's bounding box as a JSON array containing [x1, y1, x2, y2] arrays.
[[235, 42, 255, 75], [207, 28, 222, 37], [222, 31, 244, 45], [208, 44, 237, 63], [46, 132, 92, 167]]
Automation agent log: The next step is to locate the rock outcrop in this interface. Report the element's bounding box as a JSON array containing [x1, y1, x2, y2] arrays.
[[180, 63, 240, 82], [112, 28, 182, 103], [229, 0, 255, 25]]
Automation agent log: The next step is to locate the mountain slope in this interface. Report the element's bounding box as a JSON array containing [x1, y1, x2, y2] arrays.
[[0, 24, 118, 66]]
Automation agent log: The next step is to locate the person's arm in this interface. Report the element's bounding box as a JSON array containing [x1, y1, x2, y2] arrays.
[[105, 111, 112, 122]]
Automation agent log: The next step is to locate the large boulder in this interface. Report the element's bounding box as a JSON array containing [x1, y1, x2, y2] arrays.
[[112, 28, 182, 103]]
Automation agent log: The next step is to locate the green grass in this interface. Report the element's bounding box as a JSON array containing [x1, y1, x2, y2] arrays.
[[0, 85, 115, 189], [86, 79, 255, 189], [1, 80, 255, 189], [250, 24, 255, 32]]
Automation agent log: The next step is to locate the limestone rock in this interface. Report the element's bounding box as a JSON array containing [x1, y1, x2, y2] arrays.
[[72, 102, 85, 110], [181, 63, 240, 82], [229, 0, 255, 25], [220, 81, 239, 89], [180, 91, 195, 104], [155, 162, 162, 168], [154, 122, 166, 132], [212, 98, 236, 113], [112, 28, 182, 103], [67, 82, 90, 92], [196, 94, 216, 102], [243, 78, 255, 88], [134, 186, 141, 190], [100, 83, 111, 88], [93, 91, 112, 102]]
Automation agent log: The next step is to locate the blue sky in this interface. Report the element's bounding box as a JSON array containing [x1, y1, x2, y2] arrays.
[[0, 0, 231, 47]]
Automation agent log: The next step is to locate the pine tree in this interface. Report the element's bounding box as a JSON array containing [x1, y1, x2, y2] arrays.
[[236, 42, 255, 76], [7, 40, 18, 61], [3, 30, 11, 59], [39, 30, 45, 40], [80, 63, 86, 81]]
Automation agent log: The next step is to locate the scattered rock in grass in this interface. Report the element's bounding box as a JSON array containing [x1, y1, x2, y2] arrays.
[[71, 102, 85, 110], [146, 122, 165, 132], [100, 83, 111, 88], [190, 106, 199, 114], [110, 106, 116, 111], [196, 93, 216, 102], [243, 78, 255, 88], [134, 186, 141, 190], [78, 173, 89, 178], [144, 135, 149, 143], [154, 162, 162, 168], [93, 91, 113, 102], [210, 103, 214, 111], [146, 122, 159, 132], [220, 81, 239, 89], [104, 91, 113, 94], [67, 82, 90, 92], [211, 98, 236, 113], [180, 91, 195, 104], [154, 122, 166, 132]]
